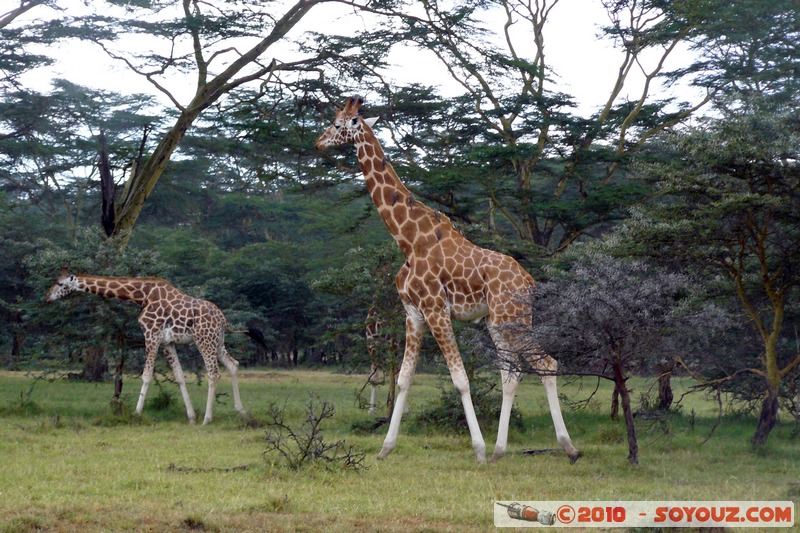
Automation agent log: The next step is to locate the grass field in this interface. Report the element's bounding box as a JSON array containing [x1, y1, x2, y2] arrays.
[[0, 369, 797, 532]]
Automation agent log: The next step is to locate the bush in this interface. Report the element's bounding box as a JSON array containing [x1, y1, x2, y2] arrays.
[[263, 396, 367, 471], [413, 372, 524, 432]]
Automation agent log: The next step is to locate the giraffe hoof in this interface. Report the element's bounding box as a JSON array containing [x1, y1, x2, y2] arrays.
[[489, 452, 505, 463], [569, 451, 583, 464]]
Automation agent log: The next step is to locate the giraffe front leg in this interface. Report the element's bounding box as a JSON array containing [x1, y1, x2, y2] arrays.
[[541, 371, 581, 463], [135, 371, 152, 416], [135, 339, 159, 416], [164, 344, 196, 424], [378, 309, 425, 460], [429, 309, 486, 464], [449, 364, 487, 464]]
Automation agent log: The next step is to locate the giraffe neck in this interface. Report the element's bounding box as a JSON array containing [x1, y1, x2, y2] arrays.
[[354, 127, 457, 258], [74, 275, 158, 306]]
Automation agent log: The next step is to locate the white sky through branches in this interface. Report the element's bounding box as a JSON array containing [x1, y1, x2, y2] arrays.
[[19, 0, 702, 117]]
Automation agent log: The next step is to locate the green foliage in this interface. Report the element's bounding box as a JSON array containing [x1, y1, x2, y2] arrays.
[[19, 227, 171, 371], [147, 383, 175, 412], [413, 372, 524, 433], [1, 0, 797, 394], [681, 0, 800, 103], [313, 242, 405, 369], [613, 93, 800, 444]]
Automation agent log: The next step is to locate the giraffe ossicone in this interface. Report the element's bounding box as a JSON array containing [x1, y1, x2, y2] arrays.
[[316, 96, 580, 463], [45, 268, 246, 425]]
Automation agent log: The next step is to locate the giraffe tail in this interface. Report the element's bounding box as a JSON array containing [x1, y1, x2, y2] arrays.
[[228, 326, 270, 351]]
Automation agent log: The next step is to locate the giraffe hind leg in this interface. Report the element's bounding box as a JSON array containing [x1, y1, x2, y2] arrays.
[[486, 323, 521, 462], [489, 319, 580, 463], [194, 339, 221, 425], [523, 342, 581, 462], [218, 344, 245, 415], [164, 344, 196, 424], [491, 368, 521, 463], [541, 365, 581, 463]]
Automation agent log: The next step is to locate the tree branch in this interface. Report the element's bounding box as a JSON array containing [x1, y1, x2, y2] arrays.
[[0, 0, 47, 29]]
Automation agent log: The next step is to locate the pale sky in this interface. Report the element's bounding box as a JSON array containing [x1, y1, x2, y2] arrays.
[[19, 0, 703, 118]]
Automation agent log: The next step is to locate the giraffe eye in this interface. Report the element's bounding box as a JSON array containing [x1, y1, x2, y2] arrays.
[[351, 118, 359, 126]]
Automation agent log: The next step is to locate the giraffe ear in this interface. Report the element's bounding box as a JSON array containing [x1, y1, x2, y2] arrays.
[[364, 117, 379, 128]]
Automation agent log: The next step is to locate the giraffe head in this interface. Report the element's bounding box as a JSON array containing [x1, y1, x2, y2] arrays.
[[315, 95, 379, 150], [45, 268, 79, 303]]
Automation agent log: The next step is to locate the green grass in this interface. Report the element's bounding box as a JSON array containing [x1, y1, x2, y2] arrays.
[[0, 370, 797, 532]]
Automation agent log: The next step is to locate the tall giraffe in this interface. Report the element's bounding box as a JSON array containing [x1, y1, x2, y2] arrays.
[[316, 96, 580, 463], [45, 269, 245, 424]]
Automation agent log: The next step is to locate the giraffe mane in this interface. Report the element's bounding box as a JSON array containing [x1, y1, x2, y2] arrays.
[[72, 273, 175, 287]]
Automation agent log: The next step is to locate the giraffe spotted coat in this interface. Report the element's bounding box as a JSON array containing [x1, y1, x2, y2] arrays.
[[45, 269, 245, 424], [316, 96, 580, 463]]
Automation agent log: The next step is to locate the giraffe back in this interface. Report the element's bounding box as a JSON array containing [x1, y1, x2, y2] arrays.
[[138, 283, 225, 347]]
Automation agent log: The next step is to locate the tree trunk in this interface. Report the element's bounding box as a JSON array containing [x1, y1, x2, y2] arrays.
[[657, 360, 675, 411], [98, 131, 116, 237], [10, 312, 23, 362], [108, 0, 327, 246], [386, 357, 397, 418], [113, 353, 126, 399], [613, 362, 638, 465], [82, 345, 108, 382], [11, 334, 20, 360], [112, 111, 198, 245], [752, 333, 783, 445], [611, 385, 620, 420], [752, 387, 779, 446]]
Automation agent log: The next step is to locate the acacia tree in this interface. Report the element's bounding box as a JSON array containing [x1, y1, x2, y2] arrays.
[[0, 0, 57, 88], [61, 0, 393, 244], [520, 254, 716, 464], [615, 0, 800, 446], [1, 80, 160, 236], [314, 242, 406, 415], [618, 106, 800, 445], [321, 0, 717, 254]]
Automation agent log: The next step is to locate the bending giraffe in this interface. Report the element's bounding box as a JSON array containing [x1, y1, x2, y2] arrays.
[[316, 96, 580, 463], [45, 269, 245, 424]]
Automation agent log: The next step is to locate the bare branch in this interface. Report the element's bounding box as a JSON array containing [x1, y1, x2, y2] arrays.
[[0, 0, 47, 29]]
